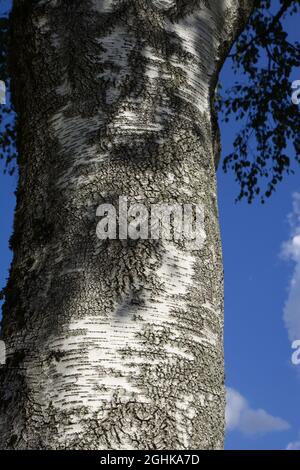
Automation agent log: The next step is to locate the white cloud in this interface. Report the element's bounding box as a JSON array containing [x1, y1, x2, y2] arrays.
[[286, 435, 300, 450], [226, 388, 290, 436], [226, 388, 247, 431], [281, 193, 300, 341]]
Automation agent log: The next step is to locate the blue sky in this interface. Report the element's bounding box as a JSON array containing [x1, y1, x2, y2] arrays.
[[219, 6, 300, 449], [1, 0, 300, 450]]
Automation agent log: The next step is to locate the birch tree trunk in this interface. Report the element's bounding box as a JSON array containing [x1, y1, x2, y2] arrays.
[[0, 0, 253, 450]]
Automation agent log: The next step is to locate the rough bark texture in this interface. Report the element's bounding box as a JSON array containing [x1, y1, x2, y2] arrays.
[[0, 0, 253, 450]]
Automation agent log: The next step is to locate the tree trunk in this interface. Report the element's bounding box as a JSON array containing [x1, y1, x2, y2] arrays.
[[0, 0, 253, 450]]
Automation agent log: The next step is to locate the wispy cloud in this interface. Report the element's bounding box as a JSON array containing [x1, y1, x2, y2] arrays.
[[226, 388, 290, 436], [281, 192, 300, 342], [286, 434, 300, 450]]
